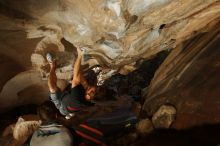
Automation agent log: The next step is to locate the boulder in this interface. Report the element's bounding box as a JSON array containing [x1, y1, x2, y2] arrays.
[[1, 115, 41, 146], [152, 105, 176, 129], [136, 118, 154, 135]]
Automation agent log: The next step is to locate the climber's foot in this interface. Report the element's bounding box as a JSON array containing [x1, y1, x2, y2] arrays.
[[46, 53, 56, 69]]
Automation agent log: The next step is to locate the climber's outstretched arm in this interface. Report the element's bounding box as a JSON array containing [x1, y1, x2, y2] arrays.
[[71, 46, 83, 88]]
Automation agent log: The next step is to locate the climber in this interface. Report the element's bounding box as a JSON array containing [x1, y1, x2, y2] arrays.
[[47, 45, 96, 119]]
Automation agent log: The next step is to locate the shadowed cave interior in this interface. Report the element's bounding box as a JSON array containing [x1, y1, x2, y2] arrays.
[[0, 0, 220, 146]]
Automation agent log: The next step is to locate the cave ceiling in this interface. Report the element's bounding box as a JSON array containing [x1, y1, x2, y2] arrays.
[[0, 0, 220, 111]]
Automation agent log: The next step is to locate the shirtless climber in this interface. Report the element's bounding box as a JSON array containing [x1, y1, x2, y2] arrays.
[[47, 46, 96, 119]]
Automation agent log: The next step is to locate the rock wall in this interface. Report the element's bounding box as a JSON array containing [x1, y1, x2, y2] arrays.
[[143, 22, 220, 129], [0, 0, 220, 111]]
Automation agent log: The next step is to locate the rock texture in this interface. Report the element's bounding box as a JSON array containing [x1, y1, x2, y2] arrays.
[[0, 0, 220, 112], [143, 22, 220, 129], [152, 105, 176, 129], [0, 71, 48, 111], [136, 118, 154, 135], [1, 115, 41, 146]]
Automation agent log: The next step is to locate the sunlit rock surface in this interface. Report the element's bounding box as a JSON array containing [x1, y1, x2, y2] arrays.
[[0, 0, 219, 112]]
